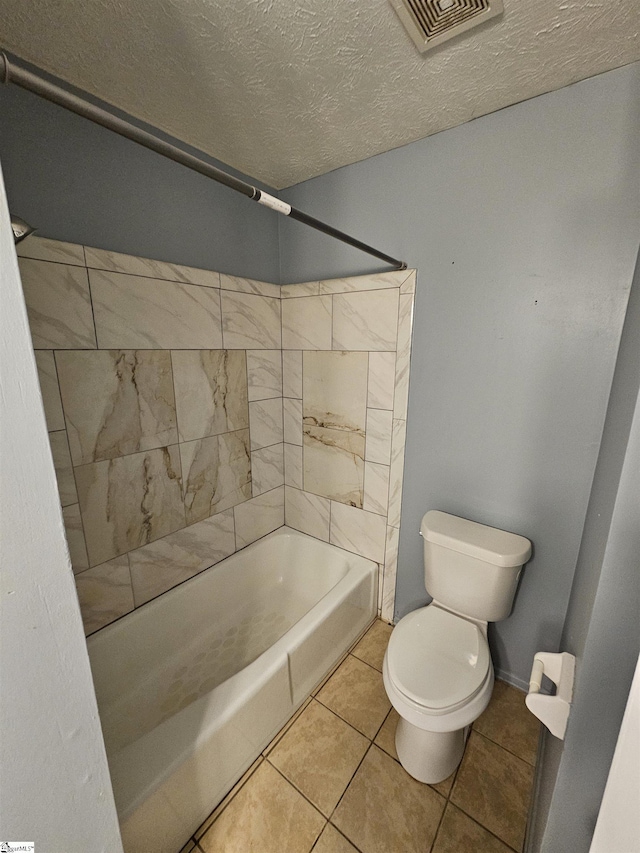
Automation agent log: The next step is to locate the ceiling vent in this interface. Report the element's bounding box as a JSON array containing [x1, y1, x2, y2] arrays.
[[390, 0, 503, 53]]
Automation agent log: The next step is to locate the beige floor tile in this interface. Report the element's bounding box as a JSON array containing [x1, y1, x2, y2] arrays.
[[178, 841, 195, 853], [451, 731, 534, 852], [195, 756, 263, 839], [374, 708, 456, 797], [312, 649, 351, 696], [432, 768, 457, 799], [473, 680, 540, 765], [432, 803, 515, 853], [332, 745, 445, 853], [351, 619, 393, 672], [374, 708, 399, 760], [199, 761, 324, 853], [263, 697, 312, 756], [316, 655, 390, 739], [315, 823, 360, 853], [269, 699, 369, 816]]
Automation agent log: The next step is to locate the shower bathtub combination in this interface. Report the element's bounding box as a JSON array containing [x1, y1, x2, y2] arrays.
[[87, 527, 377, 853]]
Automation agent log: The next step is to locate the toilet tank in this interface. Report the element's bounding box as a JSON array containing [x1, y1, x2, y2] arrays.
[[421, 511, 532, 623]]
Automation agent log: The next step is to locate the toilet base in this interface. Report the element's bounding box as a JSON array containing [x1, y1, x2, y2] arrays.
[[395, 717, 468, 784]]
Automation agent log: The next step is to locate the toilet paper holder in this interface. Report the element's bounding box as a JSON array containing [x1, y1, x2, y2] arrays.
[[525, 651, 575, 740]]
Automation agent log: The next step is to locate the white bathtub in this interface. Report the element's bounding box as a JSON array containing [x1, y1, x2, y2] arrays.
[[87, 526, 377, 853]]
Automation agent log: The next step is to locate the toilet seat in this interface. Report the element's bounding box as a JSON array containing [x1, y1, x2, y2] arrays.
[[386, 605, 490, 714]]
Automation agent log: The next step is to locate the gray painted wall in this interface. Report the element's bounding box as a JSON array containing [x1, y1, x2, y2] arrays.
[[0, 71, 280, 282], [529, 247, 640, 853], [1, 54, 638, 696], [279, 62, 640, 687]]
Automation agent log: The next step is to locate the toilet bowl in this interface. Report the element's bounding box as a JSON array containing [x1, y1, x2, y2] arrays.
[[383, 604, 494, 783], [383, 511, 531, 784]]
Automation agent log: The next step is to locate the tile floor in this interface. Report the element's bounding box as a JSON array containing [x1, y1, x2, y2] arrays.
[[179, 619, 540, 853]]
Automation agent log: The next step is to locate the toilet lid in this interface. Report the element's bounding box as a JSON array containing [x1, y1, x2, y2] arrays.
[[387, 606, 490, 711]]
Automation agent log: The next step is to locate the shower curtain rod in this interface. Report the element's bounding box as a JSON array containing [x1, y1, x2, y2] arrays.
[[1, 53, 407, 272]]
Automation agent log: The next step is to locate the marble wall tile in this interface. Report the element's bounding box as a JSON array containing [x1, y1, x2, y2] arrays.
[[394, 294, 415, 420], [220, 274, 281, 298], [400, 270, 417, 294], [365, 409, 393, 464], [75, 445, 185, 566], [35, 350, 65, 431], [17, 235, 85, 266], [363, 461, 390, 516], [234, 486, 285, 549], [90, 270, 222, 349], [247, 350, 282, 401], [280, 281, 320, 298], [285, 486, 330, 542], [249, 398, 283, 450], [172, 350, 248, 442], [318, 271, 407, 295], [284, 443, 303, 489], [329, 502, 387, 564], [128, 510, 235, 606], [22, 241, 416, 630], [281, 295, 332, 350], [62, 503, 89, 573], [84, 246, 221, 288], [304, 426, 365, 508], [180, 429, 251, 525], [381, 526, 399, 623], [56, 350, 178, 465], [303, 351, 367, 434], [19, 258, 97, 349], [368, 352, 396, 411], [75, 555, 134, 635], [282, 350, 303, 398], [251, 444, 284, 496], [49, 430, 78, 507], [283, 398, 303, 446], [332, 289, 399, 351], [221, 291, 281, 349], [388, 419, 408, 528]]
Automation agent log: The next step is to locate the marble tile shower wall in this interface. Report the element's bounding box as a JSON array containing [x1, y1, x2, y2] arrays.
[[17, 237, 285, 636], [280, 273, 415, 624], [17, 236, 415, 636]]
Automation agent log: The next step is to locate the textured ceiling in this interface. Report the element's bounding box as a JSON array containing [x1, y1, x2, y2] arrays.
[[0, 1, 638, 188]]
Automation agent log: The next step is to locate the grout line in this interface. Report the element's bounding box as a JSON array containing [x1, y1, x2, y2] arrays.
[[327, 740, 374, 825], [87, 265, 224, 290], [346, 650, 384, 676], [471, 728, 535, 768], [218, 288, 225, 350], [330, 293, 334, 350], [440, 801, 521, 853], [326, 823, 368, 853], [69, 425, 251, 470], [268, 761, 327, 819], [313, 680, 388, 741], [262, 697, 313, 757], [428, 797, 449, 853], [194, 756, 265, 841], [167, 350, 188, 532], [308, 694, 378, 744], [84, 265, 100, 349], [17, 253, 87, 270], [307, 822, 329, 853], [82, 259, 224, 288]]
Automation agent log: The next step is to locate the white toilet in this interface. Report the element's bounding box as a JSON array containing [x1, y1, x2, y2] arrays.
[[383, 510, 531, 784]]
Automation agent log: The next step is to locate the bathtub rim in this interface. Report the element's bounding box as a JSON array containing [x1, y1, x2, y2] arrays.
[[87, 525, 376, 652]]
